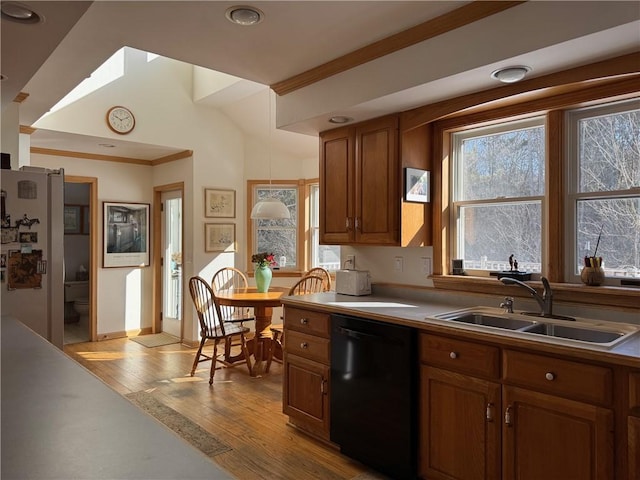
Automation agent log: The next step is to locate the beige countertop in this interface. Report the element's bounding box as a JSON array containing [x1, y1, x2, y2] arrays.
[[282, 292, 640, 368]]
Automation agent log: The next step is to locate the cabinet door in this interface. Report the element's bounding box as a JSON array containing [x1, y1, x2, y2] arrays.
[[630, 416, 640, 480], [355, 115, 398, 244], [320, 126, 354, 244], [503, 386, 614, 480], [283, 353, 330, 439], [420, 366, 501, 480]]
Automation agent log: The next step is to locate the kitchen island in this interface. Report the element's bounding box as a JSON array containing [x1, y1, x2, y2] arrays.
[[281, 291, 640, 480], [1, 316, 234, 480]]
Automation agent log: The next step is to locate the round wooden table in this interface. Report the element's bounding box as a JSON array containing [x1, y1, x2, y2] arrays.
[[216, 286, 288, 375]]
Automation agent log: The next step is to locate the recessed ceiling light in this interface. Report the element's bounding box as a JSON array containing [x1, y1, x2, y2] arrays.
[[329, 116, 353, 124], [490, 66, 532, 84], [1, 2, 42, 24], [225, 5, 264, 26]]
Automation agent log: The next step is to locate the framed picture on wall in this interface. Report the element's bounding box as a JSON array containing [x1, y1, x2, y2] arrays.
[[404, 167, 430, 203], [64, 205, 82, 234], [205, 223, 236, 252], [103, 202, 150, 268], [204, 188, 235, 218]]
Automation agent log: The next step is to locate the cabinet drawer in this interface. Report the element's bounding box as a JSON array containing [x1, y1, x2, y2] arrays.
[[630, 372, 640, 414], [284, 307, 330, 338], [503, 350, 612, 406], [420, 333, 500, 379], [286, 330, 330, 364]]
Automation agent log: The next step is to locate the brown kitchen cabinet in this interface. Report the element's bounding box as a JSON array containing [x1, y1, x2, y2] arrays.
[[420, 366, 501, 480], [319, 114, 399, 245], [282, 306, 331, 441], [420, 333, 616, 480], [629, 372, 640, 480]]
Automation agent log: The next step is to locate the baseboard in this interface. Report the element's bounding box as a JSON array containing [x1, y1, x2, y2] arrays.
[[96, 326, 153, 342]]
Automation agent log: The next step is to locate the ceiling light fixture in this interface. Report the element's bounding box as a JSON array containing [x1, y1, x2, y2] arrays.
[[490, 65, 532, 84], [329, 116, 353, 124], [225, 5, 264, 26], [250, 89, 291, 220], [1, 2, 42, 23]]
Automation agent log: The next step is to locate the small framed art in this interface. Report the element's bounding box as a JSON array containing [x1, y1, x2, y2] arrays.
[[204, 188, 235, 218], [205, 223, 236, 252], [404, 167, 430, 203]]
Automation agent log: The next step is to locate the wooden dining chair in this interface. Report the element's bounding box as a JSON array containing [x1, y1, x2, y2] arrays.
[[188, 276, 253, 384], [305, 267, 332, 291], [266, 274, 326, 372], [211, 267, 255, 362]]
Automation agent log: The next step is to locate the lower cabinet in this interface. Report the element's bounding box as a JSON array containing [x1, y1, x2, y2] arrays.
[[502, 386, 614, 480], [420, 333, 616, 480], [420, 366, 501, 480], [282, 306, 331, 441], [283, 353, 330, 439]]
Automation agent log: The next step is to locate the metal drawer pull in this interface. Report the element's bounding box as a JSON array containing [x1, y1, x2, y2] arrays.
[[505, 406, 512, 426], [545, 372, 555, 381], [300, 342, 308, 349], [449, 351, 458, 359], [300, 318, 309, 325], [486, 403, 494, 422]]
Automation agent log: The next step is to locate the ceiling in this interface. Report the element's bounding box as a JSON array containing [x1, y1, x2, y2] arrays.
[[2, 1, 639, 161]]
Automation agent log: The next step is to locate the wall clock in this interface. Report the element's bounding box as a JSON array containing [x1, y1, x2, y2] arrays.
[[106, 106, 135, 134]]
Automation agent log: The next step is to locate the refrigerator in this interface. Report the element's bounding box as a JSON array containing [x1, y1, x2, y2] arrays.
[[1, 167, 65, 348]]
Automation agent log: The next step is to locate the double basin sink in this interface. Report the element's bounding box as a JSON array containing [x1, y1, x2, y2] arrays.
[[433, 306, 638, 349]]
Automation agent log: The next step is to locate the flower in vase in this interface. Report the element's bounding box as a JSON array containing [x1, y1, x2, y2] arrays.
[[252, 252, 276, 269]]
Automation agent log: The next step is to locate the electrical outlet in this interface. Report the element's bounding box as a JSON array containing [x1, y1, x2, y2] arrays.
[[346, 255, 356, 270], [421, 257, 432, 276], [394, 256, 403, 272]]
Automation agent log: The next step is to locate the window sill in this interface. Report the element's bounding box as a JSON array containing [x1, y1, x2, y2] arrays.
[[432, 275, 640, 311]]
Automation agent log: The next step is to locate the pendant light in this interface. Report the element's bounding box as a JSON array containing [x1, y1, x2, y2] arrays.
[[250, 89, 291, 220]]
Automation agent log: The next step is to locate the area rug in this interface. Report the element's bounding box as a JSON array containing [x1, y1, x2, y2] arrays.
[[130, 332, 180, 348], [126, 391, 231, 457]]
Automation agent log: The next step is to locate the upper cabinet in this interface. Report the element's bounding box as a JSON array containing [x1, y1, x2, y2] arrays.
[[320, 114, 431, 246]]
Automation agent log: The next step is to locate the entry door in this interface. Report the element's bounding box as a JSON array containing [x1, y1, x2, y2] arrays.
[[161, 190, 182, 338]]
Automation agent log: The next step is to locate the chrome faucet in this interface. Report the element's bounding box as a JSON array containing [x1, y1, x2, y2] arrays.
[[500, 277, 553, 317]]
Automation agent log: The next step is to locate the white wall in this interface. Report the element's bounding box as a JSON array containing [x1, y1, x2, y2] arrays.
[[28, 51, 318, 341]]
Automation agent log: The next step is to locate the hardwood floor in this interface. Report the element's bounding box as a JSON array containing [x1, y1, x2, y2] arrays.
[[64, 338, 383, 480]]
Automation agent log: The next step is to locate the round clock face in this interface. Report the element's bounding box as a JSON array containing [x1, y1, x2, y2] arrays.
[[107, 106, 135, 134]]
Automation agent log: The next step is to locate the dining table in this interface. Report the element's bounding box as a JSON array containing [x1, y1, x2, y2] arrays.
[[215, 286, 289, 376]]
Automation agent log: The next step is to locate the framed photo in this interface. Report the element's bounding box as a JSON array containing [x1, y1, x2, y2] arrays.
[[404, 167, 430, 203], [64, 205, 82, 234], [1, 227, 18, 244], [205, 223, 236, 252], [103, 202, 150, 268], [19, 231, 38, 243], [204, 188, 235, 218]]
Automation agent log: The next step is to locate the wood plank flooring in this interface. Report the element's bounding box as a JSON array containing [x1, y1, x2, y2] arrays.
[[64, 338, 385, 480]]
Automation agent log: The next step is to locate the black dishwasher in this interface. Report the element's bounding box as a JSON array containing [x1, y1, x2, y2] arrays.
[[330, 314, 417, 480]]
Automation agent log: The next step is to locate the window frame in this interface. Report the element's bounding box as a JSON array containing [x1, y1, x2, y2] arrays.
[[246, 179, 305, 275], [450, 117, 546, 277], [565, 98, 640, 285], [430, 77, 640, 309]]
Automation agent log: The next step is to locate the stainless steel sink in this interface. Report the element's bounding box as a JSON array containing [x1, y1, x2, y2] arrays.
[[435, 311, 536, 331], [524, 323, 625, 344], [432, 307, 638, 349]]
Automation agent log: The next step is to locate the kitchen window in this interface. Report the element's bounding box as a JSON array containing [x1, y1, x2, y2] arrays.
[[249, 181, 300, 271], [566, 99, 640, 283], [451, 117, 546, 275], [310, 184, 340, 271], [248, 180, 339, 274]]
